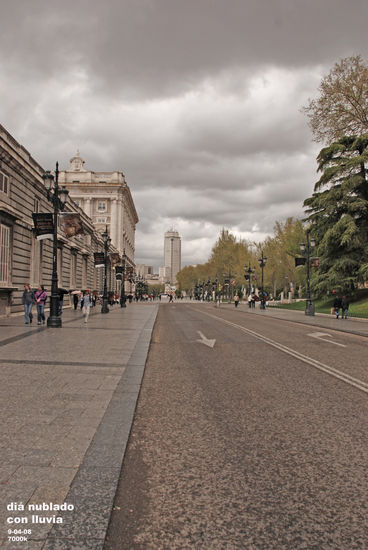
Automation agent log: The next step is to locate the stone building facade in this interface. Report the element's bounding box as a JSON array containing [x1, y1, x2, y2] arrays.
[[58, 151, 138, 271], [0, 125, 120, 316]]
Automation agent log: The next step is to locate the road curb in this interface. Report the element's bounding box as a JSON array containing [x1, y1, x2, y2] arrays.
[[42, 305, 158, 550]]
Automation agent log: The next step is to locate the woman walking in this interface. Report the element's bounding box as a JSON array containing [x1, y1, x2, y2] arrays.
[[35, 285, 47, 325], [81, 289, 93, 323], [22, 283, 35, 325]]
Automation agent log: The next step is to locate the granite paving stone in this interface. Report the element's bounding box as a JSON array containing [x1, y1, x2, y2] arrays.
[[0, 303, 158, 548]]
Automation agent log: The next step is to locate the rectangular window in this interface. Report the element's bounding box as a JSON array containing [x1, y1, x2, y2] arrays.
[[0, 224, 11, 284], [31, 237, 42, 287], [97, 201, 106, 212], [82, 256, 88, 288], [70, 252, 77, 288], [0, 171, 9, 194], [57, 246, 63, 287]]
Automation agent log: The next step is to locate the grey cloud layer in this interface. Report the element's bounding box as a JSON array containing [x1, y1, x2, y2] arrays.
[[1, 0, 367, 267]]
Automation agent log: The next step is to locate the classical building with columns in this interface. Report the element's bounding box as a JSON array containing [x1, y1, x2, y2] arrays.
[[0, 125, 121, 316], [58, 151, 139, 269]]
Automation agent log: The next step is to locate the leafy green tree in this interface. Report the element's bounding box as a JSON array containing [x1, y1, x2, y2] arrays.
[[176, 265, 198, 292], [177, 229, 255, 296], [304, 134, 368, 295], [303, 56, 368, 143], [255, 218, 306, 298]]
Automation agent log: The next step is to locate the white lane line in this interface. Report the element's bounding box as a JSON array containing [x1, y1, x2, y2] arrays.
[[308, 332, 346, 347], [198, 310, 368, 395]]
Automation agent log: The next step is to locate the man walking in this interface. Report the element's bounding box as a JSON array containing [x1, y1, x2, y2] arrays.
[[22, 283, 35, 325], [333, 295, 342, 319], [341, 296, 350, 319]]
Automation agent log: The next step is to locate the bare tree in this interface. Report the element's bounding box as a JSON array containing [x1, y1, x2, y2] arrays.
[[303, 55, 368, 143]]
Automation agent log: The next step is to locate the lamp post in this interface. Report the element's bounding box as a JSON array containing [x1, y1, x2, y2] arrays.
[[257, 252, 267, 310], [120, 249, 127, 307], [244, 262, 255, 297], [223, 271, 236, 302], [206, 278, 211, 301], [42, 162, 69, 328], [300, 231, 316, 316], [101, 226, 111, 314]]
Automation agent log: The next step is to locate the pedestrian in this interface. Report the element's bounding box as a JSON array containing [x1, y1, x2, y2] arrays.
[[169, 294, 173, 303], [234, 294, 240, 307], [22, 283, 35, 324], [35, 284, 47, 325], [341, 296, 350, 319], [248, 294, 252, 308], [58, 288, 67, 315], [333, 295, 342, 319], [73, 293, 79, 310], [81, 289, 93, 323], [251, 294, 256, 308]]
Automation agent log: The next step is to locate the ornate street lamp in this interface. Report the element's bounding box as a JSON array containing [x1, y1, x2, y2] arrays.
[[300, 231, 316, 316], [244, 262, 255, 297], [223, 271, 236, 302], [101, 226, 111, 314], [42, 162, 69, 328], [257, 252, 267, 310], [206, 278, 211, 301]]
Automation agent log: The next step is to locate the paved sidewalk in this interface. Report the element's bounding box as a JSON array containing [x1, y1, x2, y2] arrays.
[[218, 302, 368, 337], [0, 303, 158, 550]]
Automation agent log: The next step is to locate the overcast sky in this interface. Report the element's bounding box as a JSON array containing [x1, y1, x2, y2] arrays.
[[1, 0, 368, 269]]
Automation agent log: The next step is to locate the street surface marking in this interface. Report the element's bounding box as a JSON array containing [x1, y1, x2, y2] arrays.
[[197, 309, 368, 395], [196, 331, 216, 348], [308, 332, 346, 347]]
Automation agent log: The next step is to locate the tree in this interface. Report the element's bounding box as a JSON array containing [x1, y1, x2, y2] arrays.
[[303, 134, 368, 295], [176, 229, 255, 296], [303, 55, 368, 143], [259, 218, 306, 297]]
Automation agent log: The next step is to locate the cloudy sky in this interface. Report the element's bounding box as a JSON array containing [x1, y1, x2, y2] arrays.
[[1, 0, 368, 269]]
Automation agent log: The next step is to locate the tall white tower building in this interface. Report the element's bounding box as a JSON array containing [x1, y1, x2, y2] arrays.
[[164, 229, 181, 285]]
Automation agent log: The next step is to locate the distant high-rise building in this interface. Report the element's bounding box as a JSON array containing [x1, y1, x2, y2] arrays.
[[164, 229, 181, 285]]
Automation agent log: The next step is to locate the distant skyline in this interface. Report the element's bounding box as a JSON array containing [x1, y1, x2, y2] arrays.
[[1, 0, 368, 267]]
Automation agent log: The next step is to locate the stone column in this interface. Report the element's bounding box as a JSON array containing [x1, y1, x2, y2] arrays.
[[85, 198, 92, 218], [111, 199, 118, 247]]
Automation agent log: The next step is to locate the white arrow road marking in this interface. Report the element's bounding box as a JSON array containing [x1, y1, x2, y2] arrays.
[[196, 331, 216, 348], [308, 332, 346, 347]]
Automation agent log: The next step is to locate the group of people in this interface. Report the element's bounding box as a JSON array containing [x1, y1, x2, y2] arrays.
[[22, 284, 47, 325], [247, 294, 258, 308], [22, 285, 97, 325], [333, 295, 350, 319], [232, 294, 264, 308]]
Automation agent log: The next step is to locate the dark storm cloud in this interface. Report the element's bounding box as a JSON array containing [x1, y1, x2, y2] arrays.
[[2, 0, 368, 99], [1, 0, 367, 267]]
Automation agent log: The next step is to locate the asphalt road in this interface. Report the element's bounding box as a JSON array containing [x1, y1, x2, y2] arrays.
[[104, 303, 368, 550]]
